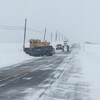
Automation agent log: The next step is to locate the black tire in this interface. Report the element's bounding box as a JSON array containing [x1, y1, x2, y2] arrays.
[[45, 51, 52, 56]]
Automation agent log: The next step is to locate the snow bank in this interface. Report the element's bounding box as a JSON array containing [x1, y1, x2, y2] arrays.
[[80, 43, 100, 100], [0, 43, 38, 69]]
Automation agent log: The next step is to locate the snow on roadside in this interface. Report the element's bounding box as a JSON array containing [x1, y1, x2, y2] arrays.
[[80, 43, 100, 100], [39, 48, 91, 100], [0, 43, 39, 69]]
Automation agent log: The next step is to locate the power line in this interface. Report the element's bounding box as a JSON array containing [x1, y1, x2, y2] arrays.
[[0, 24, 44, 33], [0, 25, 24, 30], [0, 24, 66, 42], [0, 27, 23, 30], [27, 27, 44, 33], [0, 25, 24, 29]]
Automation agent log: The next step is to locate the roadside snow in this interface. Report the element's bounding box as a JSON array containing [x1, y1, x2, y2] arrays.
[[0, 43, 38, 69], [80, 43, 100, 100]]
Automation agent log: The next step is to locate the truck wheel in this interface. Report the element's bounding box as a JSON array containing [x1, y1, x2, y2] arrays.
[[45, 51, 52, 56]]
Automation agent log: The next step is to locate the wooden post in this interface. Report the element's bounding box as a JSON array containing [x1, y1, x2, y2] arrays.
[[59, 32, 60, 41], [23, 18, 27, 50], [55, 31, 58, 42], [43, 28, 46, 42], [51, 32, 52, 42]]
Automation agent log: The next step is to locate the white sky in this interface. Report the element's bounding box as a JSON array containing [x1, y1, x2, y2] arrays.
[[0, 0, 100, 43]]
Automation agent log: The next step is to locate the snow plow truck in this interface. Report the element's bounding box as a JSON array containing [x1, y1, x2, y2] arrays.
[[24, 39, 55, 56]]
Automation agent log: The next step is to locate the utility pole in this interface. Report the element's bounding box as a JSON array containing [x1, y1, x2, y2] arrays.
[[55, 31, 58, 42], [43, 28, 46, 42], [59, 32, 60, 41], [23, 18, 27, 50], [51, 32, 52, 42]]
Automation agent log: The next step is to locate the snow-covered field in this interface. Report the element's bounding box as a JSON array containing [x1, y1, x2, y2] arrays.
[[80, 43, 100, 100], [0, 43, 38, 69]]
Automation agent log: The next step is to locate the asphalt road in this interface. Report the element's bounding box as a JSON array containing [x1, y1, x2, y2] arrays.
[[0, 53, 67, 100]]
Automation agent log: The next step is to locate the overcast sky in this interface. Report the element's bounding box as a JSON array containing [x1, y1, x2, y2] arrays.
[[0, 0, 100, 43]]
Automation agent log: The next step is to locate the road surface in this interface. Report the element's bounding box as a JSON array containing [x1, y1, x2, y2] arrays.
[[0, 49, 91, 100], [0, 51, 69, 100]]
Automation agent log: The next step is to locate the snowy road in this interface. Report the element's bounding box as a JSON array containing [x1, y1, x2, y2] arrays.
[[0, 48, 91, 100], [0, 52, 66, 100]]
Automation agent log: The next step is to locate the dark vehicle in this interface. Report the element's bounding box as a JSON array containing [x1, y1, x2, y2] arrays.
[[56, 44, 64, 50], [24, 39, 55, 56], [24, 46, 55, 56]]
